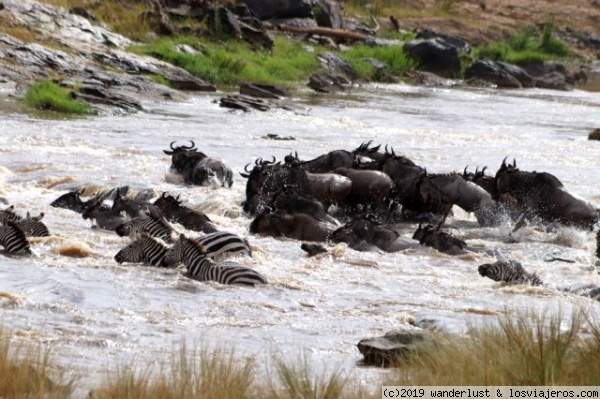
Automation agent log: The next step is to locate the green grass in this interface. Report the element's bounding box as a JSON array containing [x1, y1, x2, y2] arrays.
[[342, 44, 418, 81], [23, 79, 94, 114], [473, 24, 570, 66], [130, 36, 323, 89]]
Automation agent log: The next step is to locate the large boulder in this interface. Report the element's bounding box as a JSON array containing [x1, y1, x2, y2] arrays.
[[357, 327, 429, 367], [403, 38, 461, 78], [589, 128, 600, 141], [415, 28, 471, 53], [465, 60, 534, 88], [242, 0, 314, 20]]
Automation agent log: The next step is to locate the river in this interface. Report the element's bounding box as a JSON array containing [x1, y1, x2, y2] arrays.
[[0, 81, 599, 392]]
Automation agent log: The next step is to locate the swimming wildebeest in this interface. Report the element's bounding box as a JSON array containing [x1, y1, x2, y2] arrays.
[[248, 209, 335, 242], [50, 186, 128, 214], [330, 215, 419, 252], [153, 192, 218, 233], [494, 158, 598, 230], [240, 157, 289, 215], [412, 223, 468, 255], [416, 171, 502, 229], [270, 185, 340, 226], [283, 148, 357, 173], [164, 141, 233, 188]]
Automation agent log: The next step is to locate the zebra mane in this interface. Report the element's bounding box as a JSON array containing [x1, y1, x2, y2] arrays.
[[182, 234, 208, 255], [2, 220, 30, 244]]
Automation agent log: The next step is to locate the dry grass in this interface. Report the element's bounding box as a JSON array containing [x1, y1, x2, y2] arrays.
[[0, 328, 74, 398], [386, 309, 600, 386], [6, 310, 600, 398]]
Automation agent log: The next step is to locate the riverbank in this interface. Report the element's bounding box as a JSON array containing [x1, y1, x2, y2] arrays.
[[1, 0, 599, 115]]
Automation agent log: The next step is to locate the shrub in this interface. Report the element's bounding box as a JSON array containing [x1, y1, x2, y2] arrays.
[[23, 79, 94, 115]]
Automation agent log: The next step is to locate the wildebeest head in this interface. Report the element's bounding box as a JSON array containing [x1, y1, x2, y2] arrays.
[[240, 157, 287, 215], [412, 223, 467, 255], [50, 189, 86, 212], [163, 141, 207, 174]]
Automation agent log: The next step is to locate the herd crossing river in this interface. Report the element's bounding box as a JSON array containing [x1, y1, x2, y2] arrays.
[[0, 82, 599, 390]]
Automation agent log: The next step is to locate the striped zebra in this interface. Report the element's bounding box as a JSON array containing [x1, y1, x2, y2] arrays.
[[114, 233, 170, 267], [194, 231, 252, 260], [479, 258, 600, 300], [0, 205, 19, 223], [115, 207, 175, 243], [18, 212, 50, 237], [0, 221, 32, 255], [164, 234, 267, 286], [478, 260, 543, 286]]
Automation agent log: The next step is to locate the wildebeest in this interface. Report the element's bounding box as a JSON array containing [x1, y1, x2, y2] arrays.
[[164, 141, 233, 188], [283, 148, 357, 173], [82, 202, 128, 230], [331, 167, 394, 218], [112, 190, 152, 218], [412, 223, 468, 255], [494, 158, 598, 230], [249, 209, 335, 242], [270, 185, 340, 226], [330, 216, 419, 252], [416, 171, 502, 228], [240, 157, 289, 215], [287, 165, 353, 209], [153, 192, 218, 233], [50, 186, 129, 214]]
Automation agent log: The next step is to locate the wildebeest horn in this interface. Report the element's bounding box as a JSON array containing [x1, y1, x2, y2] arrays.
[[463, 166, 468, 176], [482, 166, 487, 174], [513, 158, 516, 167], [501, 156, 508, 168], [244, 163, 252, 173]]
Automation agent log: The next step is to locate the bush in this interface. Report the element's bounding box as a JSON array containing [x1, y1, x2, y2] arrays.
[[23, 80, 94, 115]]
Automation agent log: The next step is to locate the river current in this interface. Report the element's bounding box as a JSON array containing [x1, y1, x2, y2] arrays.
[[0, 82, 599, 390]]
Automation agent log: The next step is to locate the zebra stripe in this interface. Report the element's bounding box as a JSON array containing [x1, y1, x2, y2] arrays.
[[195, 231, 252, 260], [18, 212, 50, 237], [114, 233, 169, 267], [0, 205, 19, 224], [478, 260, 543, 286], [165, 234, 267, 286], [115, 213, 175, 243], [0, 221, 32, 255]]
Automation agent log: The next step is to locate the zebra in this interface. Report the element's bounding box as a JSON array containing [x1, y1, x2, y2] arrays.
[[164, 234, 267, 286], [115, 207, 175, 243], [478, 260, 543, 286], [478, 259, 600, 300], [0, 205, 19, 223], [0, 221, 32, 255], [18, 212, 50, 237], [194, 231, 252, 260], [114, 233, 170, 267]]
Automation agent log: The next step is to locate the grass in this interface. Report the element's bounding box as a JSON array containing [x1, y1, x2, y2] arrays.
[[23, 79, 95, 114], [0, 328, 73, 398], [6, 310, 600, 397], [130, 36, 323, 89], [342, 44, 419, 82], [473, 23, 570, 66]]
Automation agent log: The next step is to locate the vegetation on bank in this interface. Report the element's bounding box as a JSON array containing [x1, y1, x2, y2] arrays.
[[473, 21, 571, 66], [5, 311, 600, 398], [23, 79, 95, 115]]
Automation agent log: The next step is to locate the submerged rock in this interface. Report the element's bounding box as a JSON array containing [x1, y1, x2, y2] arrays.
[[357, 327, 429, 367]]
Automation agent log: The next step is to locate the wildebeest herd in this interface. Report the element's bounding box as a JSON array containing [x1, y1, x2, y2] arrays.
[[1, 140, 599, 295]]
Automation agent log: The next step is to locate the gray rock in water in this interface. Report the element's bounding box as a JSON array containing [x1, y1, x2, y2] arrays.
[[465, 60, 534, 88], [588, 128, 600, 141], [240, 83, 288, 99], [357, 327, 428, 367]]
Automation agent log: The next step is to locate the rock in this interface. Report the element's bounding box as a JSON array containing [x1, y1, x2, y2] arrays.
[[218, 94, 294, 112], [465, 60, 534, 88], [307, 72, 349, 93], [243, 0, 314, 20], [404, 70, 455, 86], [534, 71, 571, 91], [403, 38, 461, 78], [300, 242, 327, 256], [317, 52, 358, 81], [589, 128, 600, 141], [314, 0, 342, 29], [240, 83, 288, 99], [357, 327, 428, 367], [415, 28, 472, 53]]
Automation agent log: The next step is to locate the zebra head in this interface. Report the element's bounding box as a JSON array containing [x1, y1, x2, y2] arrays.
[[163, 233, 186, 267]]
